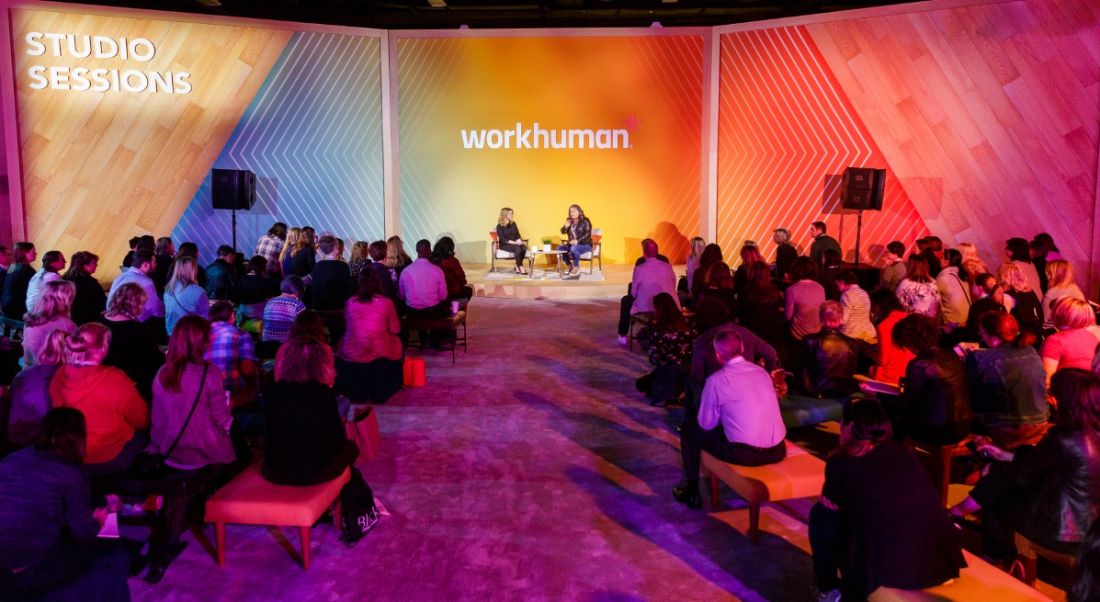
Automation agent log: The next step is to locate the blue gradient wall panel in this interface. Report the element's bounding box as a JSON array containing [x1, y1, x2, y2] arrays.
[[173, 31, 385, 258]]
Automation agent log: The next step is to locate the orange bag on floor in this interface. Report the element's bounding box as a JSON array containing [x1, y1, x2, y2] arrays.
[[403, 357, 426, 387]]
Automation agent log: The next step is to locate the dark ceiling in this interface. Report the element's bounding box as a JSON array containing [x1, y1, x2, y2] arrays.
[[57, 0, 914, 29]]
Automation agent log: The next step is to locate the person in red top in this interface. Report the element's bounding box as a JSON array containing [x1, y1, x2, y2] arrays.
[[869, 289, 914, 385], [336, 271, 404, 404], [49, 323, 149, 476], [1041, 297, 1100, 388]]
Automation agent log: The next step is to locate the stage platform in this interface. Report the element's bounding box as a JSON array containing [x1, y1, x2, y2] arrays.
[[468, 263, 664, 301]]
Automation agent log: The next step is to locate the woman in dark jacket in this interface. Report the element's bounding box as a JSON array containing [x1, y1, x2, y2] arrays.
[[286, 228, 317, 278], [950, 368, 1100, 562], [557, 204, 592, 278], [889, 313, 972, 444], [637, 293, 696, 407], [63, 252, 107, 325], [811, 399, 965, 600], [737, 261, 787, 349]]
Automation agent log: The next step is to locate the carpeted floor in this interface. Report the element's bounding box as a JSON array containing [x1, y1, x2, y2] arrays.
[[131, 298, 821, 602]]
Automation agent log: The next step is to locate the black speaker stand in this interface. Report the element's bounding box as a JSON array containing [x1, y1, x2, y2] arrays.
[[854, 209, 863, 268], [231, 208, 238, 253]]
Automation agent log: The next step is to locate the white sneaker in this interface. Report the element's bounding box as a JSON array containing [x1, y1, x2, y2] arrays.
[[816, 589, 841, 602], [617, 335, 628, 346]]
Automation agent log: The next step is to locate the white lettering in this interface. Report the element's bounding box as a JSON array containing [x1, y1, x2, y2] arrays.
[[90, 68, 110, 92], [48, 66, 69, 89], [93, 36, 118, 59], [66, 35, 90, 58], [486, 130, 504, 149], [25, 32, 45, 56], [130, 38, 155, 62], [460, 129, 486, 149], [69, 67, 90, 91], [28, 65, 47, 89], [43, 32, 65, 56], [458, 123, 629, 150], [173, 72, 192, 95]]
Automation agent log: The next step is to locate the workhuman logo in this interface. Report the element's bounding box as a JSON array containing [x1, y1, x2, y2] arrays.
[[460, 121, 635, 150]]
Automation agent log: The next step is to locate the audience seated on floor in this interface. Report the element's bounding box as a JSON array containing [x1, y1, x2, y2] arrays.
[[25, 250, 66, 316], [7, 329, 68, 448], [261, 275, 307, 345], [887, 313, 972, 445], [950, 368, 1099, 564], [2, 242, 37, 319], [896, 255, 941, 319], [808, 221, 841, 267], [810, 399, 964, 601], [348, 240, 372, 279], [690, 243, 723, 301], [868, 289, 912, 385], [22, 279, 77, 369], [674, 328, 786, 510], [697, 261, 736, 319], [0, 408, 134, 601], [108, 249, 166, 333], [736, 261, 786, 352], [999, 255, 1043, 342], [798, 301, 872, 399], [1041, 259, 1087, 331], [878, 241, 907, 293], [237, 256, 279, 326], [636, 292, 696, 407], [1005, 237, 1044, 297], [936, 248, 973, 334], [963, 272, 1009, 342], [286, 228, 317, 278], [65, 251, 107, 326], [164, 256, 209, 337], [1040, 296, 1100, 388], [683, 236, 706, 292], [336, 270, 404, 405], [732, 242, 764, 295], [254, 222, 288, 268], [771, 229, 797, 285], [206, 301, 258, 408], [152, 237, 175, 297], [99, 283, 165, 402]]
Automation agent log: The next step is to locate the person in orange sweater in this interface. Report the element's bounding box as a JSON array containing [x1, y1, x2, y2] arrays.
[[49, 323, 149, 476]]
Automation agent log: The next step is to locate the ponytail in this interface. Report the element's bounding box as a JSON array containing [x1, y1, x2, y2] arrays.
[[63, 323, 111, 365]]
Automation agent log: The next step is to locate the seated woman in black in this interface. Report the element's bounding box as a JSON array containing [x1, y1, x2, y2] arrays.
[[0, 408, 132, 601], [637, 292, 697, 407], [950, 368, 1100, 563], [495, 207, 528, 275], [810, 398, 965, 600], [889, 313, 972, 444]]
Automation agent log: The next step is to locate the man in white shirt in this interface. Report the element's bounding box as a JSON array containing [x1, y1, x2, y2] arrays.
[[674, 328, 787, 509], [398, 239, 448, 318], [107, 249, 165, 324], [630, 240, 678, 315], [25, 250, 66, 311]]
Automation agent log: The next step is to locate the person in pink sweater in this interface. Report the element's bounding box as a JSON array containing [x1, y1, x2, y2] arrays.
[[336, 271, 403, 404]]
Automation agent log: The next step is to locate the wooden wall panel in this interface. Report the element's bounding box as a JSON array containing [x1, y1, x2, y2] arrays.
[[807, 0, 1100, 293], [11, 9, 290, 278]]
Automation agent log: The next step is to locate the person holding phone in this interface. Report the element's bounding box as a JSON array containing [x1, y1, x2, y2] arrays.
[[557, 204, 592, 279]]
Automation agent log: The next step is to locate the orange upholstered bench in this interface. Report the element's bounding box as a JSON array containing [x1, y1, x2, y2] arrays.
[[204, 465, 349, 570], [869, 550, 1051, 601], [700, 440, 825, 543]]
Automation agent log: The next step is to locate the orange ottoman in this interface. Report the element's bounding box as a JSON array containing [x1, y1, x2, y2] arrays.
[[701, 440, 825, 543], [204, 465, 350, 570], [869, 550, 1051, 601]]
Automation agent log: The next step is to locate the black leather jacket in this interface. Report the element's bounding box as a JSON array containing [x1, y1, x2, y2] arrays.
[[560, 217, 592, 246], [800, 328, 871, 398], [972, 427, 1099, 548], [899, 348, 973, 427]]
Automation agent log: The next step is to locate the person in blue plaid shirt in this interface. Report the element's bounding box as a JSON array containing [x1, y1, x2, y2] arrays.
[[254, 222, 288, 266], [206, 301, 258, 407]]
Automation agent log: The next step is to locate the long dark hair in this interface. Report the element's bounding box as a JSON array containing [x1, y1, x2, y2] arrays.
[[36, 407, 87, 463], [839, 398, 893, 456], [653, 292, 685, 333], [63, 251, 99, 280], [160, 315, 210, 392], [355, 270, 382, 302]]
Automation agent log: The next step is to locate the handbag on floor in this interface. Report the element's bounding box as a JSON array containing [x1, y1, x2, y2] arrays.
[[339, 467, 379, 546], [135, 365, 208, 480]]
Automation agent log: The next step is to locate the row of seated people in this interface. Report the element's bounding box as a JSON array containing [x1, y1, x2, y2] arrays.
[[618, 232, 1098, 599], [0, 306, 381, 597]]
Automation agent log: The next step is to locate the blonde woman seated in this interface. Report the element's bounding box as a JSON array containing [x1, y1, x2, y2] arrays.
[[1040, 297, 1100, 387], [495, 207, 528, 274], [22, 280, 77, 368], [1041, 259, 1086, 331]]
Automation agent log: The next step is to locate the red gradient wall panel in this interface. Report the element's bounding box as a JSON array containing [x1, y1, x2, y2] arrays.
[[717, 26, 928, 264]]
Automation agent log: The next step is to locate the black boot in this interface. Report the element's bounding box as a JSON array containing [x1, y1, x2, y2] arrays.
[[673, 481, 702, 510]]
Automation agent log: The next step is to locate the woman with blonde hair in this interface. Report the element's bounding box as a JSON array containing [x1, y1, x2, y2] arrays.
[[49, 322, 149, 476], [279, 227, 302, 276], [7, 329, 69, 446], [22, 279, 77, 368], [1040, 297, 1100, 386], [98, 282, 165, 401], [957, 242, 989, 297], [684, 236, 706, 290], [495, 207, 528, 274], [385, 236, 413, 275], [287, 227, 317, 277], [733, 243, 765, 293], [164, 255, 209, 336], [348, 241, 371, 277], [1041, 259, 1086, 330], [997, 261, 1042, 339]]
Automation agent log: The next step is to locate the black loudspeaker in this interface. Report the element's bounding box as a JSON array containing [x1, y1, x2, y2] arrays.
[[211, 169, 256, 210], [841, 167, 885, 211]]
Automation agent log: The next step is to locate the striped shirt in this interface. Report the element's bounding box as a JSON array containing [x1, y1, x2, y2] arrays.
[[261, 295, 305, 342], [840, 285, 877, 343]]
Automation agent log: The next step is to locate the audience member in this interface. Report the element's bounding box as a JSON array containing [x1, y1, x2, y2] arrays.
[[49, 323, 149, 476], [1040, 297, 1100, 387], [153, 237, 175, 296], [998, 261, 1043, 342], [736, 261, 786, 349], [286, 228, 317, 278], [690, 243, 723, 299], [674, 329, 786, 509], [255, 222, 288, 266], [2, 241, 37, 318], [799, 301, 871, 399], [399, 239, 449, 319], [819, 248, 844, 301], [204, 245, 239, 303], [367, 240, 397, 300], [772, 228, 797, 284], [890, 314, 972, 444], [261, 276, 307, 344], [732, 243, 764, 294], [697, 262, 736, 318], [957, 242, 990, 297], [279, 227, 302, 278], [0, 245, 11, 299], [637, 292, 696, 407], [336, 271, 404, 404], [1070, 521, 1100, 602], [207, 302, 258, 408], [310, 235, 354, 311], [923, 236, 944, 277], [7, 330, 68, 448], [878, 241, 907, 293], [868, 289, 913, 385], [0, 408, 133, 601], [785, 257, 826, 340], [936, 248, 972, 332], [964, 273, 1009, 341], [1041, 259, 1086, 331], [106, 248, 165, 325], [836, 270, 875, 343], [64, 251, 106, 325], [98, 283, 165, 402], [22, 280, 77, 368], [238, 256, 279, 324], [496, 207, 529, 275], [289, 309, 327, 342], [622, 239, 679, 341], [896, 255, 941, 319], [684, 236, 706, 290], [173, 242, 206, 288], [433, 236, 472, 300], [808, 221, 841, 266], [347, 240, 372, 278], [965, 312, 1049, 448], [1005, 237, 1043, 297], [385, 235, 413, 276], [690, 318, 781, 408], [950, 368, 1099, 563], [811, 399, 963, 600], [25, 250, 66, 312], [164, 256, 210, 336]]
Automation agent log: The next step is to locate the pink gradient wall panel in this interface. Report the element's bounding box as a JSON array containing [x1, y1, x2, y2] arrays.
[[717, 26, 929, 265], [805, 0, 1100, 290]]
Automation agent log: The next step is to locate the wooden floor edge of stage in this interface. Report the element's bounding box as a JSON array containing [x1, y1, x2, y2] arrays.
[[468, 263, 654, 301]]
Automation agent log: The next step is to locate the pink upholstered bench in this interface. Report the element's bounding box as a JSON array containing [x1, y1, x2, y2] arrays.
[[204, 465, 349, 570], [701, 440, 825, 543]]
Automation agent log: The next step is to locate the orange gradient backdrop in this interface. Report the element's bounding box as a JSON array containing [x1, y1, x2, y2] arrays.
[[396, 34, 704, 265]]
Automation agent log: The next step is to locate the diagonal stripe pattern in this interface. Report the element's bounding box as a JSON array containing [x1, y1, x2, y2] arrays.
[[173, 31, 385, 256], [717, 26, 927, 264]]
